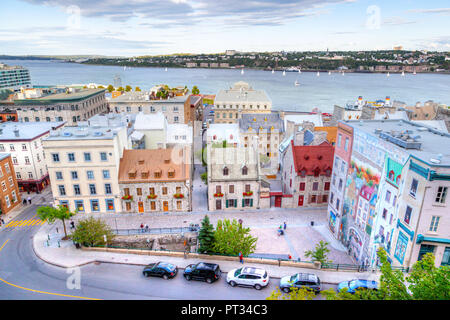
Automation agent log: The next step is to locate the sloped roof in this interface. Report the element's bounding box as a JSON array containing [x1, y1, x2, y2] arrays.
[[291, 140, 334, 175]]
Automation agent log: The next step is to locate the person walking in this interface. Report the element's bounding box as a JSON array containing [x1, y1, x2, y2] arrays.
[[27, 197, 31, 204], [283, 222, 287, 230], [145, 224, 149, 232], [23, 198, 27, 205], [140, 223, 144, 233], [238, 251, 243, 264], [70, 221, 75, 229]]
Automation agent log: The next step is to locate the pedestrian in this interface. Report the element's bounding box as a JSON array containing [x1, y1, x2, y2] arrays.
[[27, 197, 31, 204], [288, 254, 292, 260], [0, 218, 4, 225], [140, 223, 144, 233], [238, 251, 243, 264], [70, 221, 75, 229], [23, 198, 27, 205], [283, 222, 287, 230], [145, 224, 149, 232]]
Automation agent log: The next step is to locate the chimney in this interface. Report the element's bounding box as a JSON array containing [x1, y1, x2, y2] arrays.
[[13, 126, 19, 137]]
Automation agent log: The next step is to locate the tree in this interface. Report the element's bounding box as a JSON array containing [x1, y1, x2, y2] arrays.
[[107, 84, 114, 92], [198, 215, 215, 254], [117, 86, 124, 92], [267, 287, 316, 300], [37, 205, 75, 240], [304, 240, 332, 265], [200, 172, 208, 185], [125, 85, 132, 92], [213, 219, 257, 256], [135, 86, 141, 91], [97, 85, 105, 89], [71, 217, 115, 247], [192, 86, 200, 95]]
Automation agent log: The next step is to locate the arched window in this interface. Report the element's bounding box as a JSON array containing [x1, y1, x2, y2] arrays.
[[223, 167, 229, 176], [396, 174, 401, 185], [389, 170, 395, 181], [242, 166, 248, 175]]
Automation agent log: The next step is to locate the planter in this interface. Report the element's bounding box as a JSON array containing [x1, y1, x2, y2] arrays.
[[147, 194, 157, 200], [173, 193, 184, 199], [214, 193, 224, 198], [242, 191, 253, 197], [121, 195, 134, 201]]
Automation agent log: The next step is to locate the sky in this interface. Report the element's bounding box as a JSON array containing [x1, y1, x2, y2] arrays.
[[0, 0, 449, 56]]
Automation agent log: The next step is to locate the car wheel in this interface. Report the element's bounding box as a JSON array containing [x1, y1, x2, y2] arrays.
[[229, 281, 237, 287], [206, 278, 213, 284], [185, 275, 192, 281], [143, 272, 150, 277], [254, 284, 262, 290], [163, 274, 169, 280], [282, 287, 290, 293]]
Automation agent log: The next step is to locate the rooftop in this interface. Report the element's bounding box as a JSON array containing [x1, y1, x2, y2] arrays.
[[207, 123, 240, 144], [0, 121, 65, 140], [134, 112, 167, 130], [110, 91, 187, 103], [44, 125, 124, 141], [239, 113, 284, 133], [12, 88, 105, 105], [284, 114, 323, 128], [0, 153, 11, 161], [291, 140, 334, 175], [344, 119, 450, 167], [118, 148, 190, 183], [215, 82, 271, 103]]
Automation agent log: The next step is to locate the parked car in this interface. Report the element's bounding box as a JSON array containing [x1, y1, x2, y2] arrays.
[[142, 262, 178, 280], [226, 266, 269, 290], [183, 262, 221, 283], [279, 273, 321, 294], [337, 279, 379, 294]]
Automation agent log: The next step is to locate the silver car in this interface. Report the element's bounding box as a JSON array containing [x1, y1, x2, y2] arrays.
[[279, 273, 321, 294], [226, 266, 269, 290]]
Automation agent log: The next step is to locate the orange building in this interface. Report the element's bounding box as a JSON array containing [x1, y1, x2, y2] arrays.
[[314, 126, 338, 146], [0, 110, 18, 122], [0, 153, 21, 215]]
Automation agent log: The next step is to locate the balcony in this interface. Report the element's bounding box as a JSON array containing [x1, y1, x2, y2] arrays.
[[147, 194, 157, 199], [214, 192, 224, 197], [121, 195, 134, 201], [243, 191, 253, 197], [173, 193, 184, 199]]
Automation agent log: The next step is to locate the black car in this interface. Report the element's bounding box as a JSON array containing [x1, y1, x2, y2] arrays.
[[143, 262, 178, 280], [280, 273, 321, 294], [183, 262, 221, 283]]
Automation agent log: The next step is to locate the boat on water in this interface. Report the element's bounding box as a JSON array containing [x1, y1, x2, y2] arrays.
[[294, 80, 300, 86], [165, 68, 168, 72], [387, 72, 390, 77], [241, 69, 244, 75], [298, 69, 301, 74], [282, 70, 286, 76], [401, 71, 405, 76], [413, 70, 416, 75], [328, 71, 331, 75], [123, 66, 126, 71], [272, 69, 275, 74], [316, 71, 320, 77]]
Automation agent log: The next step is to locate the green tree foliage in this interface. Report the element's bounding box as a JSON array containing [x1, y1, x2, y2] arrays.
[[117, 86, 124, 92], [135, 86, 141, 91], [192, 86, 200, 95], [107, 84, 114, 92], [213, 219, 257, 256], [71, 217, 115, 247], [322, 248, 450, 300], [125, 85, 132, 92], [97, 85, 105, 89], [198, 215, 215, 254], [200, 172, 208, 184], [37, 205, 75, 239], [304, 240, 332, 265], [267, 287, 316, 300]]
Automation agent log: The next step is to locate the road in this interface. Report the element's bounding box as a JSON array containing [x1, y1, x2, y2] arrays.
[[0, 204, 337, 300]]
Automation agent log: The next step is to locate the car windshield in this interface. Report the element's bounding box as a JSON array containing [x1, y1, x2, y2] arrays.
[[290, 274, 299, 282], [159, 263, 175, 271], [349, 280, 358, 289], [234, 268, 242, 277]]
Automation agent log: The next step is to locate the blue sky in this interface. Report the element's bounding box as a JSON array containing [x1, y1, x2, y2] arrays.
[[0, 0, 449, 56]]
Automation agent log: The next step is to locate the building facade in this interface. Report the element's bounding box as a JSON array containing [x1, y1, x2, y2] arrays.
[[0, 121, 65, 193], [43, 125, 129, 214], [118, 148, 192, 213], [0, 153, 21, 215], [0, 63, 31, 90]]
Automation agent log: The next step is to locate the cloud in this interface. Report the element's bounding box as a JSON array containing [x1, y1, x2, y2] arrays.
[[382, 17, 417, 26], [21, 0, 352, 27], [408, 8, 450, 15]]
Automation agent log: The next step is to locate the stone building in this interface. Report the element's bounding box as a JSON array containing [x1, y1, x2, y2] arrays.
[[0, 153, 21, 215], [118, 148, 192, 213]]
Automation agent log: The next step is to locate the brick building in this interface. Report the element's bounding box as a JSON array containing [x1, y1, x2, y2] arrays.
[[0, 153, 21, 215]]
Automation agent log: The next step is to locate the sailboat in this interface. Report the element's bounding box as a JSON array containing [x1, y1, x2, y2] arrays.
[[294, 79, 300, 86], [165, 67, 168, 72], [298, 69, 301, 74], [123, 66, 126, 71], [401, 71, 405, 77], [282, 70, 286, 76], [272, 69, 275, 74], [328, 71, 331, 75], [316, 71, 320, 77], [342, 71, 345, 76], [387, 72, 390, 77], [241, 69, 244, 75], [413, 70, 416, 75]]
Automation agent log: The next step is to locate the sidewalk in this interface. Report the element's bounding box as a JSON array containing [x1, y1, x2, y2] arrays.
[[33, 221, 380, 285]]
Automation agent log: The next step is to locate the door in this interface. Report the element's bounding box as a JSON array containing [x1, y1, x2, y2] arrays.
[[298, 195, 304, 206], [163, 201, 169, 212], [275, 196, 282, 207], [138, 201, 144, 213], [216, 199, 222, 210]]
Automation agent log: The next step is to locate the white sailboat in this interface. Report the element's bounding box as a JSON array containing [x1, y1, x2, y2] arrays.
[[387, 72, 390, 77], [413, 70, 416, 75], [328, 71, 331, 75], [165, 67, 168, 72], [282, 70, 286, 76], [316, 71, 320, 77], [241, 69, 244, 75], [294, 79, 300, 86], [401, 71, 405, 77], [342, 71, 345, 76], [123, 66, 126, 71], [298, 69, 301, 74], [272, 69, 275, 74]]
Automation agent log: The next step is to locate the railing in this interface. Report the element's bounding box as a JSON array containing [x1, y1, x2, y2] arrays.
[[112, 225, 200, 236], [321, 262, 410, 273]]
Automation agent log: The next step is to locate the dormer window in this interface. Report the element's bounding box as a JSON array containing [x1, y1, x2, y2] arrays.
[[128, 169, 137, 179], [138, 159, 145, 165], [314, 168, 320, 177], [300, 169, 306, 177], [389, 170, 395, 181], [168, 169, 175, 178], [154, 169, 162, 178], [141, 170, 149, 179], [304, 155, 310, 160], [242, 166, 248, 175], [164, 157, 170, 164]]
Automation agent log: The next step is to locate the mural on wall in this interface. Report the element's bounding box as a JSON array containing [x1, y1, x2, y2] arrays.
[[342, 156, 381, 263]]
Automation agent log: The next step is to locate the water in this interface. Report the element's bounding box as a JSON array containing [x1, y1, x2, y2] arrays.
[[3, 59, 449, 113]]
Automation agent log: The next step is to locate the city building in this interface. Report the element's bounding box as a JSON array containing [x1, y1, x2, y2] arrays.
[[0, 153, 21, 215], [238, 113, 284, 175], [0, 109, 18, 122], [0, 63, 31, 90], [332, 96, 364, 121], [43, 125, 129, 213], [0, 87, 108, 126], [281, 129, 334, 208], [213, 82, 272, 124], [207, 138, 261, 211], [118, 148, 192, 213], [330, 119, 450, 268], [0, 121, 65, 193], [206, 123, 240, 146]]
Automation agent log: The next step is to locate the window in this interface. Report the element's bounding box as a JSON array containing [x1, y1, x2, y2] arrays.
[[71, 171, 78, 180], [162, 187, 167, 195], [87, 171, 94, 180], [105, 184, 112, 195], [223, 167, 229, 176], [84, 152, 91, 161], [91, 200, 100, 212], [410, 178, 418, 197], [58, 185, 66, 196], [174, 116, 179, 122], [216, 185, 221, 194], [12, 157, 18, 165], [337, 134, 342, 147], [385, 190, 391, 203], [177, 200, 182, 210], [89, 184, 97, 195], [103, 170, 110, 179], [229, 185, 234, 193], [9, 144, 14, 151], [11, 191, 17, 203], [106, 199, 115, 211], [100, 152, 107, 161], [0, 144, 4, 152], [16, 172, 21, 179], [52, 153, 60, 162], [75, 200, 84, 212], [338, 179, 343, 190], [393, 195, 397, 206], [73, 184, 81, 195], [404, 206, 412, 225], [442, 247, 450, 266], [24, 156, 30, 165], [242, 166, 248, 175], [56, 172, 63, 180], [8, 177, 13, 187], [336, 198, 340, 210], [330, 192, 334, 205], [5, 195, 10, 208], [429, 216, 440, 232], [149, 187, 155, 194], [68, 153, 75, 162], [344, 137, 349, 151], [310, 195, 317, 203], [22, 144, 27, 151], [312, 182, 319, 191], [299, 182, 306, 191], [136, 187, 142, 196], [245, 184, 251, 193], [382, 208, 387, 219], [435, 186, 447, 204]]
